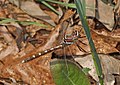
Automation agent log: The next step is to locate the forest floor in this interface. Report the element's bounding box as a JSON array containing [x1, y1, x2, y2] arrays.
[[0, 0, 120, 85]]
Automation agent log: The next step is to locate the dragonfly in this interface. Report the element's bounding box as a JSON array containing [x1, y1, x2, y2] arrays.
[[21, 30, 79, 63], [21, 19, 81, 63]]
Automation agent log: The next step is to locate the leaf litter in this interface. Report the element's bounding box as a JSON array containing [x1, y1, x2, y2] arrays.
[[0, 0, 120, 85]]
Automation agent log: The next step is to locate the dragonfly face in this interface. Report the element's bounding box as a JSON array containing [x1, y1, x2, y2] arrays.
[[64, 30, 79, 45]]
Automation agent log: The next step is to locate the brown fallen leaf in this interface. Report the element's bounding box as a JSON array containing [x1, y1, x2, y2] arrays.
[[98, 0, 115, 30], [75, 54, 120, 85], [91, 30, 119, 54], [0, 26, 19, 59], [9, 0, 56, 26], [76, 0, 115, 30], [92, 26, 120, 43], [0, 54, 54, 85], [44, 7, 63, 24]]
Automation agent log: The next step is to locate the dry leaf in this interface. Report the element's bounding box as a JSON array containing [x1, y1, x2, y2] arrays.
[[85, 0, 114, 30], [9, 0, 56, 26], [91, 30, 119, 54], [75, 54, 120, 85], [0, 26, 19, 59]]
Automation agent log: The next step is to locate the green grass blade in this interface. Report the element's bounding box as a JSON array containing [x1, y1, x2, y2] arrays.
[[44, 0, 76, 8], [82, 0, 86, 16], [0, 18, 17, 24], [37, 0, 60, 15], [18, 21, 47, 27], [0, 18, 47, 27], [37, 0, 95, 11], [74, 0, 104, 85]]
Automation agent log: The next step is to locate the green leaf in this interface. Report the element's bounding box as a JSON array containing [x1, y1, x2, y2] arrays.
[[82, 68, 91, 75], [50, 59, 90, 85]]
